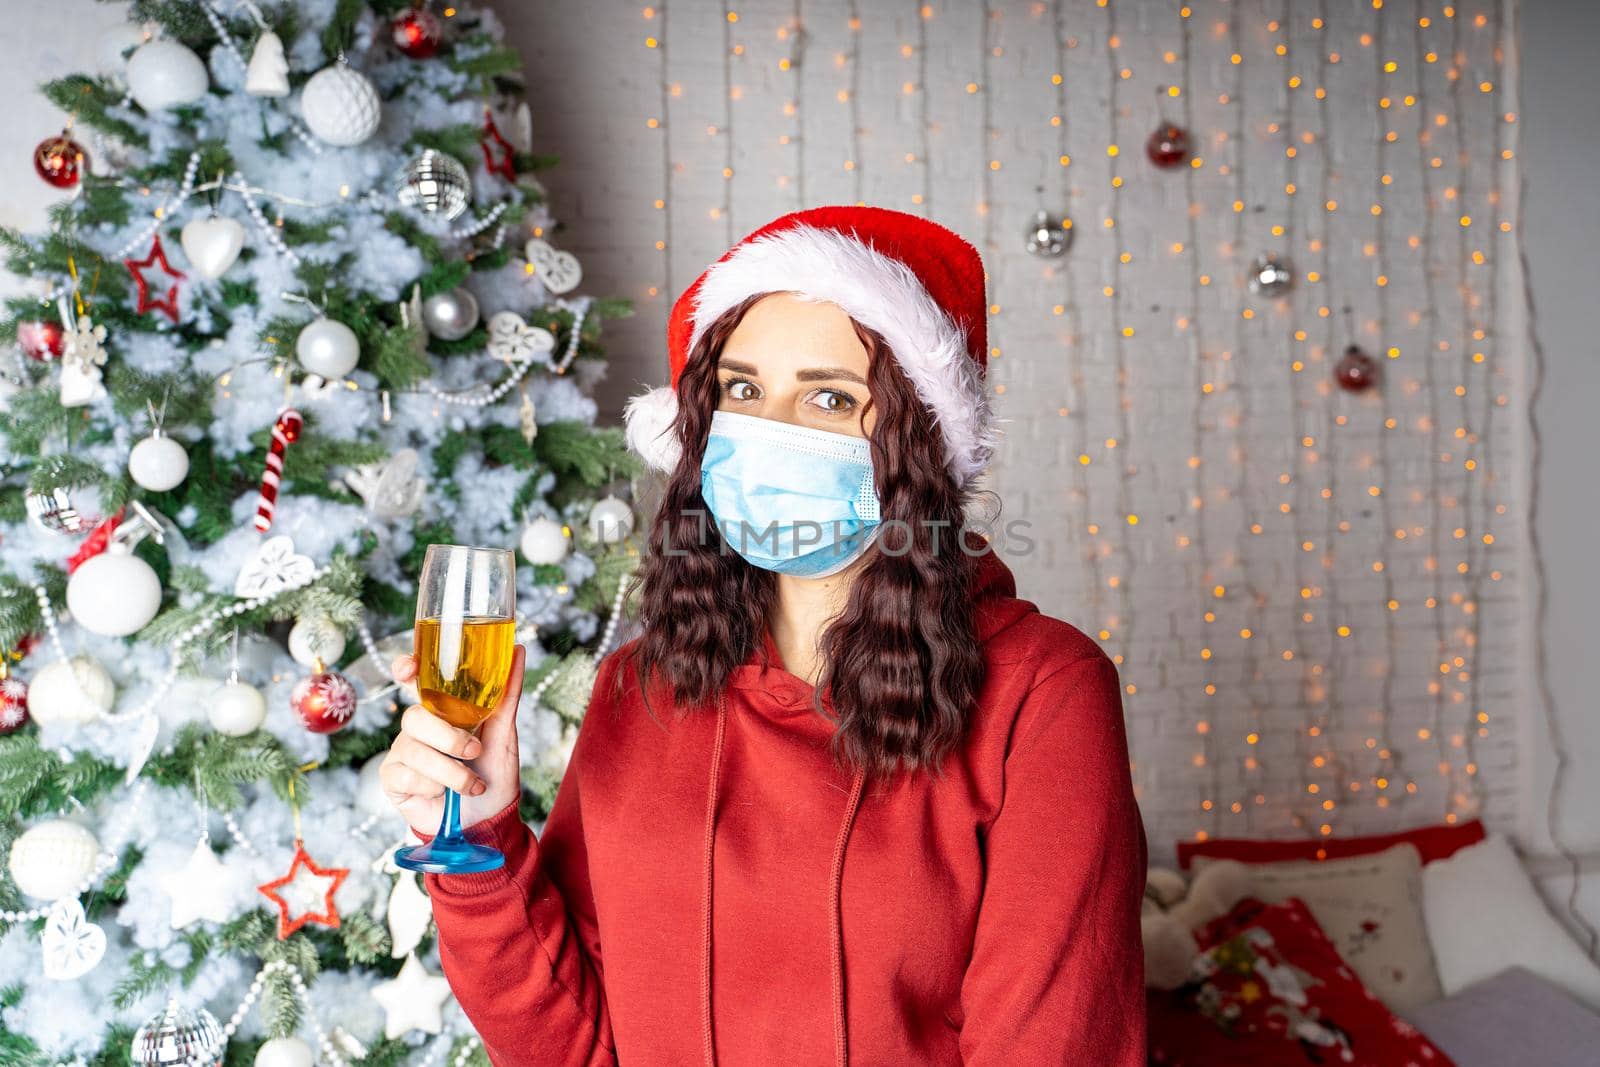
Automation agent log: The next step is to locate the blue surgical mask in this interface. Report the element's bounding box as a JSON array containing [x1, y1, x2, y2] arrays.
[[699, 410, 882, 579]]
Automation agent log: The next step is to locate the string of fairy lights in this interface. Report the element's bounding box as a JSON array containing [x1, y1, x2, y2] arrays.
[[627, 0, 1541, 850]]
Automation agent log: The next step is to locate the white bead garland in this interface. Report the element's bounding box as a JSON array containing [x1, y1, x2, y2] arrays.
[[449, 201, 508, 241], [234, 170, 303, 268]]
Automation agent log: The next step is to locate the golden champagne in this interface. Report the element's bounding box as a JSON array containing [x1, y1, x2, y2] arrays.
[[414, 615, 517, 731]]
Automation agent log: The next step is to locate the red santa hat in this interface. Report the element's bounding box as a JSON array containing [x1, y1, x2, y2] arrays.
[[623, 205, 998, 488]]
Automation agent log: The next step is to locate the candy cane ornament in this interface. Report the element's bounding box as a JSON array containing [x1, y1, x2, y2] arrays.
[[254, 408, 303, 532]]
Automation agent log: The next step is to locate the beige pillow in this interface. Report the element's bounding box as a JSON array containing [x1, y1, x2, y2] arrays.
[[1194, 841, 1442, 1012]]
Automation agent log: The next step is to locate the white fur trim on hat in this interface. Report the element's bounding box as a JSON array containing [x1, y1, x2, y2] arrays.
[[623, 385, 682, 474], [686, 223, 998, 487]]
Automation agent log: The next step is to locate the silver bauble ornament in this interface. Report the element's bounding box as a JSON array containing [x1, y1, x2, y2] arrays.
[[296, 316, 361, 379], [300, 62, 381, 147], [179, 215, 245, 280], [396, 150, 471, 220], [128, 431, 189, 492], [520, 516, 570, 565], [208, 675, 266, 737], [67, 548, 162, 637], [131, 1001, 224, 1067], [587, 495, 635, 545], [420, 287, 480, 340], [7, 819, 100, 901], [27, 656, 115, 726], [125, 39, 208, 111], [25, 486, 85, 534], [1247, 253, 1294, 298], [1024, 208, 1071, 257], [288, 614, 347, 668]]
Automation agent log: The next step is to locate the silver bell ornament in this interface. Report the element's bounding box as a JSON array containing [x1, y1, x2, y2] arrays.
[[1024, 208, 1071, 257], [131, 1000, 224, 1067], [396, 149, 472, 220], [296, 316, 361, 379], [128, 429, 189, 492], [344, 448, 426, 519], [421, 287, 480, 340], [1247, 253, 1294, 298], [25, 485, 85, 534], [66, 501, 165, 638]]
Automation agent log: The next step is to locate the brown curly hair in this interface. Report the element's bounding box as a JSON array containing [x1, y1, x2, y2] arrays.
[[619, 293, 989, 784]]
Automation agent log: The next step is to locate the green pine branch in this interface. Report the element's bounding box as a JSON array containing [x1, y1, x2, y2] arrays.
[[40, 75, 142, 145]]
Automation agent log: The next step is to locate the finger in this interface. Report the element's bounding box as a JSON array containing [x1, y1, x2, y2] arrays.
[[480, 645, 527, 757], [393, 740, 485, 795], [401, 703, 482, 759], [390, 654, 419, 683], [379, 757, 444, 801]]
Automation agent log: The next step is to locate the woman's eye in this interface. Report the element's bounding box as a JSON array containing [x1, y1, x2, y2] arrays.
[[724, 378, 761, 401], [809, 389, 856, 413]]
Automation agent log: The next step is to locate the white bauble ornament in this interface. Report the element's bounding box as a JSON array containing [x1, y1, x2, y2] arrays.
[[125, 39, 209, 111], [208, 677, 266, 736], [128, 431, 189, 491], [7, 820, 100, 901], [254, 1037, 313, 1067], [27, 657, 114, 725], [296, 317, 360, 379], [180, 215, 245, 280], [356, 755, 395, 818], [520, 517, 570, 565], [587, 495, 635, 544], [97, 23, 150, 85], [420, 287, 479, 341], [300, 62, 381, 147], [288, 615, 346, 668], [67, 549, 162, 637], [244, 30, 290, 98]]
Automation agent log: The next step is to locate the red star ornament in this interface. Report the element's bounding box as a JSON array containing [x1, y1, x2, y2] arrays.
[[256, 840, 350, 939], [480, 109, 516, 182], [124, 233, 186, 323]]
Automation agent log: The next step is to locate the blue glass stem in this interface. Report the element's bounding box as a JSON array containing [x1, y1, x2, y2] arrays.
[[435, 785, 466, 846]]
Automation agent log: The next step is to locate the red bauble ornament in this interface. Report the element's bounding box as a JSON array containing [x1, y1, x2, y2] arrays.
[[256, 840, 349, 939], [0, 674, 28, 735], [480, 109, 516, 182], [34, 133, 87, 189], [17, 319, 66, 361], [392, 9, 442, 58], [292, 668, 357, 734], [1146, 122, 1191, 169], [124, 233, 186, 323], [1335, 345, 1380, 392]]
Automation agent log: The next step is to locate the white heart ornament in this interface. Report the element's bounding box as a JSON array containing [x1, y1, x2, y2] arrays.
[[234, 536, 316, 598], [181, 216, 245, 280], [523, 238, 582, 294], [42, 898, 106, 981]]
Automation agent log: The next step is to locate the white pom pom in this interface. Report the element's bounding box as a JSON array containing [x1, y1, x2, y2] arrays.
[[623, 386, 682, 474]]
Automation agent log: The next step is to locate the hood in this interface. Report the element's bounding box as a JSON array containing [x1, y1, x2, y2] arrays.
[[700, 547, 1030, 1066]]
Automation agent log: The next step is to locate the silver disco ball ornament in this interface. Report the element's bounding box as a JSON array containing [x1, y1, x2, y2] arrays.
[[1247, 253, 1294, 298], [420, 286, 480, 340], [26, 486, 85, 534], [396, 150, 471, 221], [131, 1000, 224, 1067], [1024, 208, 1071, 257]]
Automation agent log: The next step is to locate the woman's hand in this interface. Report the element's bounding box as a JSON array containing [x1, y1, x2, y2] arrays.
[[379, 645, 526, 838]]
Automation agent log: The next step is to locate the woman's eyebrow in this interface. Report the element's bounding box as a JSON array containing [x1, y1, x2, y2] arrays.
[[719, 359, 761, 375], [795, 366, 867, 385]]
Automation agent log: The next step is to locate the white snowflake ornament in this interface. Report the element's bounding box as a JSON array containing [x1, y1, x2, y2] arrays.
[[486, 311, 556, 364]]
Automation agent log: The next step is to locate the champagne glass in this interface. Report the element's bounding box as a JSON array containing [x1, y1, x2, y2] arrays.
[[394, 544, 518, 874]]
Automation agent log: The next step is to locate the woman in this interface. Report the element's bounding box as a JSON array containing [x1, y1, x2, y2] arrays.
[[381, 206, 1148, 1066]]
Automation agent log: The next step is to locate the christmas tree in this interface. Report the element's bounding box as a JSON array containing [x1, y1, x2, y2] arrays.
[[0, 3, 640, 1064]]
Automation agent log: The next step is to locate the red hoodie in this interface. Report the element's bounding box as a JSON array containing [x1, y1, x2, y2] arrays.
[[423, 548, 1148, 1065]]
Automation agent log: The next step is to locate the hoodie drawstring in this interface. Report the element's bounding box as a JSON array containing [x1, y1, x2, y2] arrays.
[[702, 693, 728, 1067], [700, 691, 869, 1067], [829, 764, 867, 1067]]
